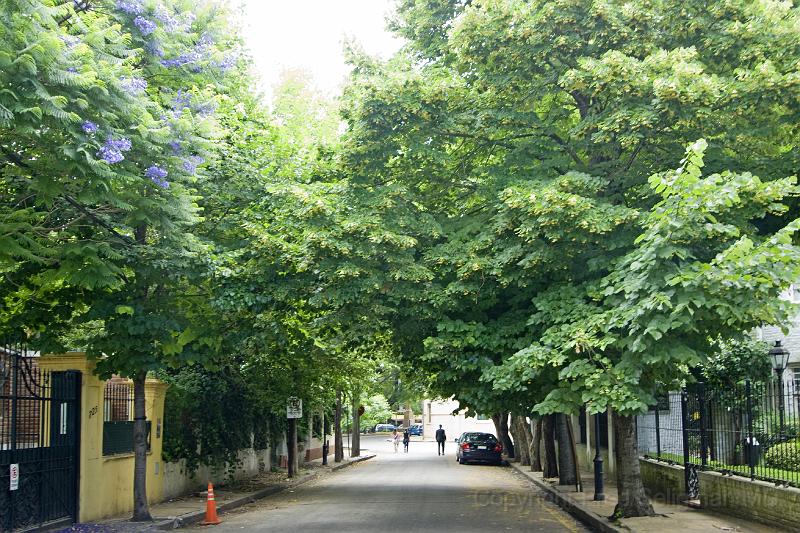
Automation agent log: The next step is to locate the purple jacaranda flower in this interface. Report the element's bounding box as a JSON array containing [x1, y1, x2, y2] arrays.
[[145, 165, 168, 179], [110, 137, 132, 152], [182, 155, 204, 174], [115, 0, 143, 15], [161, 50, 202, 69], [120, 77, 147, 96], [161, 33, 213, 70], [194, 101, 217, 117], [168, 140, 182, 155], [97, 136, 131, 164], [81, 121, 98, 134], [171, 90, 192, 114], [215, 53, 238, 73], [198, 33, 214, 47], [98, 146, 124, 164], [67, 66, 78, 73], [151, 176, 169, 188], [134, 16, 156, 36], [145, 165, 169, 188], [154, 6, 180, 32], [145, 41, 164, 58]]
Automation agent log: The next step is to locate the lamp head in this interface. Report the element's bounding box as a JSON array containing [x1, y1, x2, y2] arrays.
[[769, 340, 790, 373]]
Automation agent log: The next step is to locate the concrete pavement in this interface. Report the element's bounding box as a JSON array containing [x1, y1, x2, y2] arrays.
[[183, 435, 587, 532]]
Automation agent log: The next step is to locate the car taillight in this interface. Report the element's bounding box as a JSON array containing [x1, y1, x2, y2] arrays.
[[494, 443, 503, 452], [461, 442, 470, 449]]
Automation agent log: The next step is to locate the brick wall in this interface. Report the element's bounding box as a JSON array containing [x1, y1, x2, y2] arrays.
[[0, 357, 41, 447]]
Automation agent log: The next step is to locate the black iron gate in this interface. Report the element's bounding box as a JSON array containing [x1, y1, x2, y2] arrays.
[[0, 346, 81, 532]]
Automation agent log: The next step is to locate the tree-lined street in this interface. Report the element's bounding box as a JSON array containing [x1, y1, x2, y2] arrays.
[[3, 0, 800, 530], [185, 436, 586, 533]]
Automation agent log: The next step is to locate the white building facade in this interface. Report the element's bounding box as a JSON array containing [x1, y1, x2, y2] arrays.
[[421, 398, 496, 440]]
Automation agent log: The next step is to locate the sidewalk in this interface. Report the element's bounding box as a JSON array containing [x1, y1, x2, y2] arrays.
[[55, 453, 375, 533], [508, 461, 785, 533]]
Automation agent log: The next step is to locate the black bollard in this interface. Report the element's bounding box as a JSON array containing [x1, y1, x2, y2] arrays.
[[322, 440, 329, 465], [593, 413, 605, 501]]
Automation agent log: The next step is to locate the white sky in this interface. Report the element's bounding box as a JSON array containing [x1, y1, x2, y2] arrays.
[[231, 0, 404, 102]]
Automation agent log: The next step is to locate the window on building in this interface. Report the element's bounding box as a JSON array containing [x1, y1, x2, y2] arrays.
[[793, 366, 800, 394]]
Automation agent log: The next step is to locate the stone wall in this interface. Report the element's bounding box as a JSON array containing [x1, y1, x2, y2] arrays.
[[162, 447, 271, 501], [639, 458, 800, 531], [699, 471, 800, 532], [639, 458, 686, 503]]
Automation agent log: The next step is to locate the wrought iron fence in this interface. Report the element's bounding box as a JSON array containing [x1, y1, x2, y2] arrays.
[[102, 380, 150, 456], [1, 342, 80, 530], [638, 377, 800, 491]]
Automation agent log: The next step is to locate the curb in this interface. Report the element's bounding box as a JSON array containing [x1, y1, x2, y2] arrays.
[[154, 454, 376, 530], [508, 462, 625, 533]]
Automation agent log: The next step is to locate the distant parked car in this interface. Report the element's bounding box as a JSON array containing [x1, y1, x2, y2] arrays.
[[456, 432, 503, 465], [408, 424, 423, 436], [374, 423, 396, 432]]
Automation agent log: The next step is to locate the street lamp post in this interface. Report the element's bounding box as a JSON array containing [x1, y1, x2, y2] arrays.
[[769, 340, 790, 435], [593, 411, 605, 501]]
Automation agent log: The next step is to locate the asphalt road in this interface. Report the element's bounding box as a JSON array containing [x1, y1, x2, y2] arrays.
[[185, 435, 588, 532]]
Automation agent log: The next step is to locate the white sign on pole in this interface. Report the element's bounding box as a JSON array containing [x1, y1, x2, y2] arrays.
[[9, 463, 19, 491], [287, 397, 302, 419]]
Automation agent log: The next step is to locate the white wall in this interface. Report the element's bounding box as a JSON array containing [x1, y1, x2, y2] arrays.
[[162, 447, 271, 500], [636, 392, 685, 457], [422, 398, 496, 441]]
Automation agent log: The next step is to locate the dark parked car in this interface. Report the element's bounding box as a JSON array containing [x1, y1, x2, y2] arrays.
[[373, 423, 396, 433], [456, 432, 503, 465]]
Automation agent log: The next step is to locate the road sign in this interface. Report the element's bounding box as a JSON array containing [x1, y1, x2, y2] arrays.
[[287, 397, 302, 419], [9, 463, 19, 491]]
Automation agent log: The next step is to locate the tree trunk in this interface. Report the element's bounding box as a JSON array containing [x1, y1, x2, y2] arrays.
[[511, 415, 531, 466], [351, 391, 360, 457], [530, 417, 543, 472], [613, 413, 655, 518], [542, 414, 559, 479], [287, 417, 297, 477], [334, 390, 343, 462], [556, 413, 577, 485], [491, 412, 515, 459], [132, 372, 152, 522], [500, 412, 515, 459], [507, 414, 522, 463]]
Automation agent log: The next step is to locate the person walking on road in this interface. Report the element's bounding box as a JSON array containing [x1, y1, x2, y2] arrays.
[[392, 429, 401, 453], [402, 430, 410, 453], [435, 425, 446, 455]]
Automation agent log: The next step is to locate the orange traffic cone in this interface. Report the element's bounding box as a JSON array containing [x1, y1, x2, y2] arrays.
[[200, 481, 222, 525]]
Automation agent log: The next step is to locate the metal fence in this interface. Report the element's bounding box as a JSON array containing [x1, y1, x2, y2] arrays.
[[1, 343, 80, 531], [102, 380, 150, 456], [638, 377, 800, 495]]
